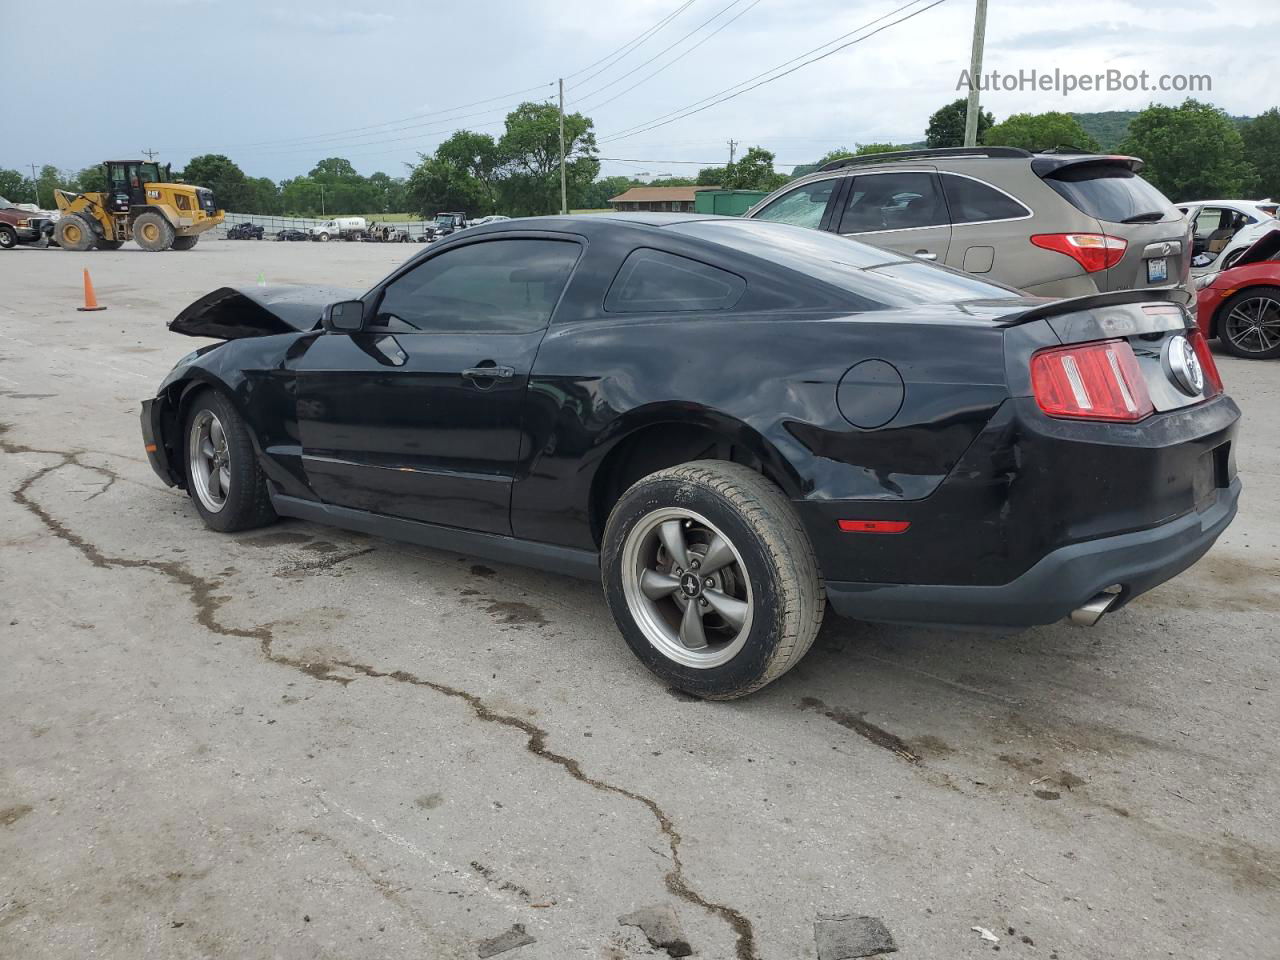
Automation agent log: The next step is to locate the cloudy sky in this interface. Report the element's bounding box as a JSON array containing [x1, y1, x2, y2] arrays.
[[4, 0, 1275, 182]]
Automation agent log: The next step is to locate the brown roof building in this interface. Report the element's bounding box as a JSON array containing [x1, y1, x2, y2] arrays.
[[608, 185, 717, 213]]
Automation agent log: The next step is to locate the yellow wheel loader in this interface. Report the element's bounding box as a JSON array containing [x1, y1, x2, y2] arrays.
[[53, 161, 224, 252]]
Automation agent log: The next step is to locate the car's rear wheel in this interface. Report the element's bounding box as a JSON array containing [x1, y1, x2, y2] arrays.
[[1218, 286, 1280, 359], [602, 460, 824, 699], [182, 390, 276, 532]]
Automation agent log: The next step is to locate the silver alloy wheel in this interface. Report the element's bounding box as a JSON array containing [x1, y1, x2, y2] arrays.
[[188, 410, 230, 513], [1224, 295, 1280, 354], [620, 507, 753, 669]]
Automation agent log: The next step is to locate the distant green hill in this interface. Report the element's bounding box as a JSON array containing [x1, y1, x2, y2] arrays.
[[1071, 110, 1254, 151]]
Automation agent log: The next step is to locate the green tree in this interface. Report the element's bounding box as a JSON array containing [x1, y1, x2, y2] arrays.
[[696, 166, 726, 186], [984, 112, 1100, 152], [279, 176, 325, 216], [73, 165, 109, 193], [575, 175, 636, 210], [926, 98, 992, 148], [1118, 99, 1256, 200], [855, 142, 911, 156], [182, 154, 253, 211], [496, 102, 599, 216], [722, 146, 786, 191], [1242, 107, 1280, 199], [405, 157, 491, 216], [0, 168, 35, 204]]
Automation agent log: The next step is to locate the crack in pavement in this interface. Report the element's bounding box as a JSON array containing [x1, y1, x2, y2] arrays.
[[1, 425, 759, 960]]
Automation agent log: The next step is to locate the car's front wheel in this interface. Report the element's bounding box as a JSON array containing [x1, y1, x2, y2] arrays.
[[602, 461, 824, 699], [182, 389, 276, 532], [1217, 286, 1280, 359]]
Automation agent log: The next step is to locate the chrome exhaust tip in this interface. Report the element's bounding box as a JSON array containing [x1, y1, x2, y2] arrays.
[[1069, 588, 1122, 627]]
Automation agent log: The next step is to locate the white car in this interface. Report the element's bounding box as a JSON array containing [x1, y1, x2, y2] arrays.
[[1178, 199, 1278, 272], [1192, 219, 1280, 278]]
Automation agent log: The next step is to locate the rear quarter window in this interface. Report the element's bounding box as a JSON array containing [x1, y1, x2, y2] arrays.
[[605, 248, 746, 313], [942, 174, 1030, 223], [1042, 164, 1178, 223]]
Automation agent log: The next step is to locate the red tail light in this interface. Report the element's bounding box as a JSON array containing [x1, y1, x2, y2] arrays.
[[1030, 233, 1128, 272], [838, 519, 911, 534], [1030, 339, 1154, 422], [1186, 327, 1223, 397]]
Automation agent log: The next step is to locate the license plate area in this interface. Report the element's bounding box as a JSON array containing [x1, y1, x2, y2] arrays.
[[1194, 442, 1233, 511], [1147, 257, 1168, 283]]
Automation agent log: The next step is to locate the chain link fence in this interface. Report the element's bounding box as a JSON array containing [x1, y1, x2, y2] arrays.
[[213, 212, 434, 242]]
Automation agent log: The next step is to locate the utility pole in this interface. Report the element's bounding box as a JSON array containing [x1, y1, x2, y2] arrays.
[[727, 139, 738, 165], [29, 163, 40, 208], [558, 78, 568, 215], [963, 0, 988, 147], [319, 183, 326, 216], [141, 148, 160, 161]]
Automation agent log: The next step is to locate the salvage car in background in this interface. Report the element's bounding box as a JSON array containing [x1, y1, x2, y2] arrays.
[[227, 222, 265, 240], [1196, 225, 1280, 359], [746, 147, 1192, 303], [0, 196, 52, 250], [140, 215, 1238, 699], [275, 228, 310, 242]]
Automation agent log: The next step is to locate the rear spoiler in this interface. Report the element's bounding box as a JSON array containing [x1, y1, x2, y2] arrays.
[[1030, 154, 1144, 177], [997, 288, 1184, 328]]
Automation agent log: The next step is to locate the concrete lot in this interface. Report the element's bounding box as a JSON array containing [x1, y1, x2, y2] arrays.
[[1, 239, 1277, 960]]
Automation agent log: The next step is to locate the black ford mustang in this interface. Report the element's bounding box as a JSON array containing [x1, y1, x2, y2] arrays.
[[140, 214, 1240, 698]]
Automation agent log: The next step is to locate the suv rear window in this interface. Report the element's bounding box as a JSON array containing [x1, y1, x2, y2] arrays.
[[1041, 163, 1177, 223]]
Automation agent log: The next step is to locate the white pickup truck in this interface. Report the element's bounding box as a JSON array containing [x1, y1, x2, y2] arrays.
[[308, 217, 367, 241]]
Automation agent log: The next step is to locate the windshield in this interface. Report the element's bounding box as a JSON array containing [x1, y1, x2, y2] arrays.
[[667, 219, 1018, 308], [0, 196, 13, 210]]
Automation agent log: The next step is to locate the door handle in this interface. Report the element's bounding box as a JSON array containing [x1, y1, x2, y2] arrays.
[[914, 250, 938, 261], [461, 363, 515, 381]]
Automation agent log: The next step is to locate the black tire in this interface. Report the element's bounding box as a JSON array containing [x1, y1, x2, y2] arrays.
[[181, 389, 277, 533], [54, 215, 96, 252], [0, 224, 17, 249], [318, 232, 330, 242], [172, 235, 199, 251], [95, 238, 124, 251], [133, 211, 175, 252], [602, 460, 824, 699], [1215, 285, 1280, 360]]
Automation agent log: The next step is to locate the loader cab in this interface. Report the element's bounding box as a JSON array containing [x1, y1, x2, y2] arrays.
[[104, 161, 166, 211]]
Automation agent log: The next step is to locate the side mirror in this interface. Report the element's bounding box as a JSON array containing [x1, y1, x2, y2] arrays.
[[323, 299, 365, 333]]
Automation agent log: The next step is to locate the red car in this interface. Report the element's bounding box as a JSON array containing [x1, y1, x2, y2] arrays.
[[1196, 226, 1280, 359]]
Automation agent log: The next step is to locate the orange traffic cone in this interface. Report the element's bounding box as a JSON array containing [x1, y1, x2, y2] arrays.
[[77, 268, 106, 312]]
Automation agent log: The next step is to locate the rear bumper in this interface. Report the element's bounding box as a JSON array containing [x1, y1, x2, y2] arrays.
[[825, 477, 1240, 628]]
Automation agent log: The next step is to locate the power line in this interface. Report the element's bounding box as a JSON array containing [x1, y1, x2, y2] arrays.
[[571, 0, 748, 99], [573, 0, 762, 113], [563, 0, 697, 86], [600, 0, 942, 143]]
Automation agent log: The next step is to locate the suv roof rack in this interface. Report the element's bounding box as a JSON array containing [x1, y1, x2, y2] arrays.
[[817, 146, 1033, 172]]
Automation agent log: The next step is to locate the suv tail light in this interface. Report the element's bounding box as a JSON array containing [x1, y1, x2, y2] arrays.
[[1030, 339, 1154, 422], [1186, 327, 1223, 397], [1030, 233, 1128, 273]]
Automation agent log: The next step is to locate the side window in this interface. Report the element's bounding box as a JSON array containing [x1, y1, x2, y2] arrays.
[[941, 174, 1029, 223], [373, 239, 580, 333], [605, 248, 746, 313], [751, 178, 838, 229], [1195, 207, 1228, 236], [839, 172, 947, 233]]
